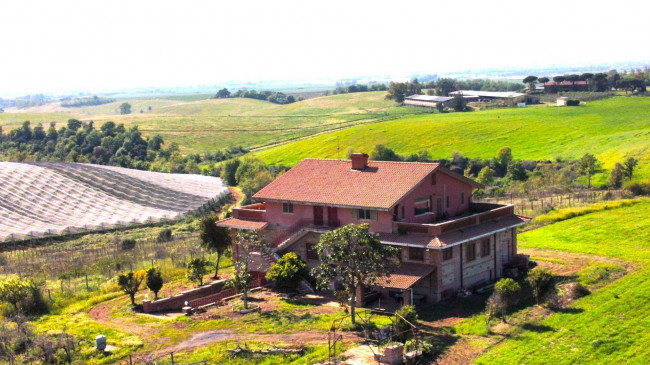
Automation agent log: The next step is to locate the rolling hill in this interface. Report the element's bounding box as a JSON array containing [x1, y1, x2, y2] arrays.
[[255, 97, 650, 182], [0, 162, 229, 242], [0, 92, 418, 153]]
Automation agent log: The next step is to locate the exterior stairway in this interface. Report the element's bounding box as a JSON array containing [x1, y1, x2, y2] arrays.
[[261, 251, 315, 295]]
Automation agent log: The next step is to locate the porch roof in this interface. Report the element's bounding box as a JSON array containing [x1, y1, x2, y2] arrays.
[[375, 263, 435, 290], [216, 217, 268, 230]]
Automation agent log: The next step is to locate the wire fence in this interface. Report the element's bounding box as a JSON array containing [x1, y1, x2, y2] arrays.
[[475, 189, 627, 218]]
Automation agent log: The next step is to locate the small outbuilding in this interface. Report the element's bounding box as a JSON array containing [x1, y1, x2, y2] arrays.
[[557, 96, 568, 106]]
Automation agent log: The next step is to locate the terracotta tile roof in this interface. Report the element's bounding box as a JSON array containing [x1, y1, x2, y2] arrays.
[[253, 159, 479, 210], [375, 263, 435, 289], [216, 217, 268, 230]]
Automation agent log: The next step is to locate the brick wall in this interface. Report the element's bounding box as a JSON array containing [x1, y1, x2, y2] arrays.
[[143, 280, 227, 313]]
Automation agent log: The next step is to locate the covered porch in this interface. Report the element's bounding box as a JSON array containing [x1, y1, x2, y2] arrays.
[[360, 263, 437, 310]]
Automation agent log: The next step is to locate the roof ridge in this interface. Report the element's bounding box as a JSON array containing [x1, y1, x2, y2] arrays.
[[303, 158, 440, 166]]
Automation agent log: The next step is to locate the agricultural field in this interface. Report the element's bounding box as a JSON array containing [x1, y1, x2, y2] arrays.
[[255, 96, 650, 184], [0, 92, 424, 153], [0, 162, 229, 241]]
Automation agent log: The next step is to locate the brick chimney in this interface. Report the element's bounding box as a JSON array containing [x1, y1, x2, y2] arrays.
[[350, 153, 369, 170]]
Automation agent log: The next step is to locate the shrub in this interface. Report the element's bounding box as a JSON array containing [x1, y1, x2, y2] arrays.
[[265, 252, 307, 292], [566, 99, 580, 106], [0, 276, 48, 316], [493, 278, 521, 322], [394, 305, 419, 341], [121, 239, 136, 250], [187, 258, 211, 287], [405, 338, 434, 355], [117, 271, 145, 306], [527, 267, 554, 304], [145, 267, 164, 299], [157, 228, 172, 242], [625, 180, 650, 196]]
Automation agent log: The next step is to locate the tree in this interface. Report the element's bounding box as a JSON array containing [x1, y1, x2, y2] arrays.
[[199, 215, 232, 279], [552, 76, 566, 83], [386, 82, 408, 103], [228, 230, 264, 309], [507, 160, 528, 181], [266, 252, 307, 291], [436, 78, 457, 96], [526, 267, 554, 305], [538, 76, 550, 84], [623, 157, 638, 180], [496, 147, 513, 174], [476, 166, 495, 186], [522, 76, 538, 92], [222, 159, 241, 186], [187, 258, 211, 287], [608, 163, 625, 189], [449, 94, 467, 111], [579, 153, 599, 188], [370, 144, 401, 161], [145, 267, 163, 300], [0, 276, 32, 310], [117, 271, 144, 306], [119, 103, 132, 115], [493, 278, 520, 322], [215, 88, 231, 99], [312, 223, 399, 324]]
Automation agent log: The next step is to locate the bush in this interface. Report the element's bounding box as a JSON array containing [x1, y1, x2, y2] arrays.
[[265, 252, 307, 292], [394, 305, 419, 341], [121, 239, 136, 250], [493, 278, 521, 322], [0, 276, 49, 316], [187, 258, 211, 287], [566, 99, 580, 106], [625, 181, 650, 196], [157, 228, 172, 242], [145, 267, 164, 299], [526, 267, 554, 304]]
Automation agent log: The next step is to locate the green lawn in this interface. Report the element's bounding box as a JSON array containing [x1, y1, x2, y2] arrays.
[[255, 97, 650, 182], [476, 198, 650, 364]]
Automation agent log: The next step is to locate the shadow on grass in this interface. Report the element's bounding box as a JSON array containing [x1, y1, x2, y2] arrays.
[[417, 292, 491, 322], [551, 307, 584, 314], [521, 323, 554, 333]]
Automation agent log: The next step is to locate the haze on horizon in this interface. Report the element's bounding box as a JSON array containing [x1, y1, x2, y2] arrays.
[[2, 0, 649, 96]]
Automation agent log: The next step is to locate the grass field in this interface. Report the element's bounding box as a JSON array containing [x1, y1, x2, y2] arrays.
[[475, 198, 650, 364], [255, 97, 650, 183], [1, 92, 422, 153]]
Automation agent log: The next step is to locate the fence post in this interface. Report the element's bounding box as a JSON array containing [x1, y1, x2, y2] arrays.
[[171, 352, 174, 365]]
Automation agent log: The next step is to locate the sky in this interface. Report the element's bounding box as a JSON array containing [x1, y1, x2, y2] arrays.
[[1, 0, 649, 96]]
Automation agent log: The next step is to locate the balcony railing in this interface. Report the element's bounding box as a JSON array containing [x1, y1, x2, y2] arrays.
[[392, 203, 515, 235], [233, 203, 267, 221]]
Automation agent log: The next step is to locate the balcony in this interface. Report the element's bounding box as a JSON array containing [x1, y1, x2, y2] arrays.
[[392, 203, 516, 236], [233, 203, 266, 221]]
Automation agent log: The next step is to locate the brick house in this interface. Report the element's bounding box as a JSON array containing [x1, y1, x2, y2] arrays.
[[217, 153, 529, 305]]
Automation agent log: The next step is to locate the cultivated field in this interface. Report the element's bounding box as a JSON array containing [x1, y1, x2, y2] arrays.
[[255, 97, 650, 184], [0, 162, 229, 241], [0, 92, 423, 152]]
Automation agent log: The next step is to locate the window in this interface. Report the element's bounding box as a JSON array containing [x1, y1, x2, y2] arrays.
[[431, 173, 437, 185], [409, 247, 424, 261], [442, 247, 453, 261], [282, 202, 294, 213], [306, 243, 319, 260], [393, 206, 399, 221], [401, 206, 405, 219], [481, 239, 490, 257], [461, 192, 465, 205], [446, 196, 450, 209], [358, 209, 375, 220], [466, 243, 476, 262], [414, 197, 431, 216]]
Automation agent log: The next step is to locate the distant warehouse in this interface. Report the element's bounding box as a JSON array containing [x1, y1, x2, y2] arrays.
[[403, 95, 453, 108]]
